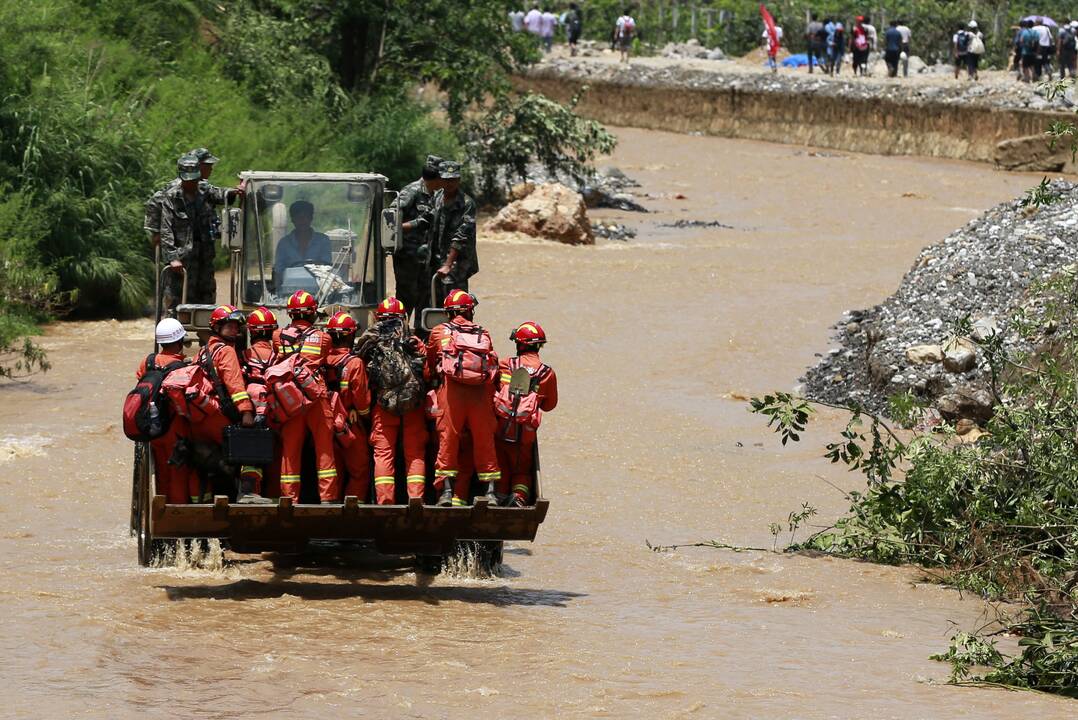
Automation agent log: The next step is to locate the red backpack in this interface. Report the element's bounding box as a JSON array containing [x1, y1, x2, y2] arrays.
[[438, 323, 495, 385], [160, 363, 219, 423], [122, 353, 188, 441], [493, 358, 551, 432], [263, 354, 324, 424]]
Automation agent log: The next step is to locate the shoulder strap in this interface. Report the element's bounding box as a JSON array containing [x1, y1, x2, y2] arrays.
[[147, 353, 158, 373]]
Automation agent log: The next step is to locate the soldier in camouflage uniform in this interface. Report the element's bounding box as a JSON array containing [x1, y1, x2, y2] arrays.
[[158, 154, 236, 313], [425, 160, 478, 313], [143, 148, 221, 248], [392, 154, 442, 320]]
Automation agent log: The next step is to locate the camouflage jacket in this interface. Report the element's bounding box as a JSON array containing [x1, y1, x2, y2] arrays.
[[428, 189, 478, 282], [158, 183, 229, 263], [393, 179, 436, 253], [144, 179, 227, 236]]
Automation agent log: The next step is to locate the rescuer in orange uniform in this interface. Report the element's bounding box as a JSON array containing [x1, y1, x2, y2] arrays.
[[239, 306, 281, 500], [324, 312, 373, 501], [358, 297, 428, 504], [425, 290, 500, 507], [496, 321, 559, 507], [137, 318, 197, 504], [274, 290, 338, 503], [190, 305, 258, 502]]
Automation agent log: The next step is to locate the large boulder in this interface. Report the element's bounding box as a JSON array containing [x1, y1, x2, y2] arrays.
[[484, 182, 594, 245]]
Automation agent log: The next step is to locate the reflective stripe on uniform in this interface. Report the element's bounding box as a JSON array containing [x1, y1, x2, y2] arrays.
[[317, 468, 337, 478], [231, 391, 250, 403], [406, 475, 425, 484], [281, 475, 301, 485], [513, 484, 530, 495], [435, 469, 457, 477], [190, 495, 201, 503], [440, 337, 450, 347], [240, 466, 264, 478], [339, 381, 350, 389], [477, 471, 501, 482], [301, 344, 322, 356], [374, 476, 395, 486], [451, 497, 467, 506], [499, 373, 512, 383]]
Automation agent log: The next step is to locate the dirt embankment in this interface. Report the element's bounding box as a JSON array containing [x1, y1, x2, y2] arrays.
[[517, 57, 1077, 170]]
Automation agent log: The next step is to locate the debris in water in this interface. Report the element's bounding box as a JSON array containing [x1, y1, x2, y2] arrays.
[[591, 222, 636, 241], [660, 219, 734, 230]]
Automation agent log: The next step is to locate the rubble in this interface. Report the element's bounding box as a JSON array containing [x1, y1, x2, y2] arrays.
[[483, 182, 594, 245], [801, 181, 1078, 423], [590, 222, 636, 241]]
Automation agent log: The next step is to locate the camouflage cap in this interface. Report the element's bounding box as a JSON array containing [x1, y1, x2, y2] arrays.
[[438, 160, 462, 180], [423, 154, 443, 175], [177, 153, 201, 181], [191, 147, 219, 164]]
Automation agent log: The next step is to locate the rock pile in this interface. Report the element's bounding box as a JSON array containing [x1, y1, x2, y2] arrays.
[[484, 182, 594, 245], [661, 39, 726, 61], [801, 181, 1078, 423], [523, 164, 647, 212]]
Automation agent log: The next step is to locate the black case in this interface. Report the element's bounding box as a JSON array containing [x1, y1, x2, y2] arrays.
[[223, 425, 275, 466]]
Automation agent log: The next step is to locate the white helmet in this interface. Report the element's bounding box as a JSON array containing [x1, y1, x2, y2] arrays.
[[967, 20, 977, 29], [155, 318, 186, 345]]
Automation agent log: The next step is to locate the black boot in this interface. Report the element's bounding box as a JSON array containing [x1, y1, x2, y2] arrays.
[[437, 483, 454, 507]]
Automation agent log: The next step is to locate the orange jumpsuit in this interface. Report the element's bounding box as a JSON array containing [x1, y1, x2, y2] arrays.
[[426, 319, 500, 505], [137, 352, 198, 504], [190, 336, 256, 502], [495, 352, 558, 502], [239, 339, 282, 497], [325, 347, 373, 501], [274, 321, 338, 502]]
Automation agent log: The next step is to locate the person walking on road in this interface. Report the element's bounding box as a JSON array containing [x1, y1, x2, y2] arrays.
[[806, 13, 825, 73], [828, 21, 846, 75], [1061, 21, 1078, 79], [539, 7, 557, 53], [393, 155, 442, 321], [1019, 20, 1039, 82], [851, 16, 870, 76], [614, 9, 636, 63], [1034, 19, 1054, 80], [883, 20, 903, 77], [895, 19, 912, 77], [564, 3, 583, 56]]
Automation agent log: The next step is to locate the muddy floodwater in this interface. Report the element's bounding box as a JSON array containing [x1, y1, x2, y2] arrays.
[[3, 128, 1076, 718]]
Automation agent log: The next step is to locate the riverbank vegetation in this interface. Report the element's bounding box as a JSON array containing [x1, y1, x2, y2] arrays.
[[751, 266, 1078, 697], [0, 0, 612, 378]]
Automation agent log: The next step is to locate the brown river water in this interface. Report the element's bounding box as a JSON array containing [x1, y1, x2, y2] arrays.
[[2, 128, 1075, 718]]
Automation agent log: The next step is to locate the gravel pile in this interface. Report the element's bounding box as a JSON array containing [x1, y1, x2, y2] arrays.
[[532, 58, 1070, 111], [801, 181, 1078, 421]]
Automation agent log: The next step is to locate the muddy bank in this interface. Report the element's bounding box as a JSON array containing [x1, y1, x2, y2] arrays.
[[519, 58, 1075, 169]]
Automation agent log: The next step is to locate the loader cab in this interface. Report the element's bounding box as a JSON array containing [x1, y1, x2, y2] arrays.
[[234, 172, 392, 329]]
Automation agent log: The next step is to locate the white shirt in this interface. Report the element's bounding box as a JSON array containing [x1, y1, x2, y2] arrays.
[[863, 23, 877, 49], [1034, 24, 1052, 47], [896, 25, 911, 44], [523, 9, 542, 34], [539, 11, 557, 37], [615, 15, 635, 38], [509, 11, 524, 32], [762, 26, 784, 42]]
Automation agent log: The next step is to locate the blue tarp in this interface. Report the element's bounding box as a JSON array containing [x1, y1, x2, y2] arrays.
[[779, 53, 826, 67]]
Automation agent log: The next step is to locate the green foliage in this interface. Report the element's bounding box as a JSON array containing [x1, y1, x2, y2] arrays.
[[465, 90, 618, 200], [750, 272, 1078, 696]]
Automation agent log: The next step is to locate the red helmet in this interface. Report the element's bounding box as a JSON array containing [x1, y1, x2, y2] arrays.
[[209, 304, 245, 332], [510, 321, 547, 346], [326, 311, 358, 336], [287, 290, 318, 314], [375, 297, 406, 318], [247, 306, 278, 331], [444, 290, 477, 312]]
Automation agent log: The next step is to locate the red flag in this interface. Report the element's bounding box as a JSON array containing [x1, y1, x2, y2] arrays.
[[760, 4, 779, 55]]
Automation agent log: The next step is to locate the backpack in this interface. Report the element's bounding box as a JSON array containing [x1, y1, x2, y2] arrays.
[[1064, 29, 1077, 52], [853, 29, 868, 50], [277, 324, 322, 364], [956, 30, 970, 53], [619, 16, 635, 38], [493, 358, 551, 433], [357, 319, 425, 415], [263, 354, 324, 424], [438, 322, 495, 386], [969, 34, 985, 55], [1022, 28, 1037, 52], [122, 353, 188, 441], [161, 363, 219, 423]]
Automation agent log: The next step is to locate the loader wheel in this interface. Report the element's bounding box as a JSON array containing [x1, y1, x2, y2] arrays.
[[130, 443, 146, 536], [415, 554, 444, 575], [136, 443, 167, 566]]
